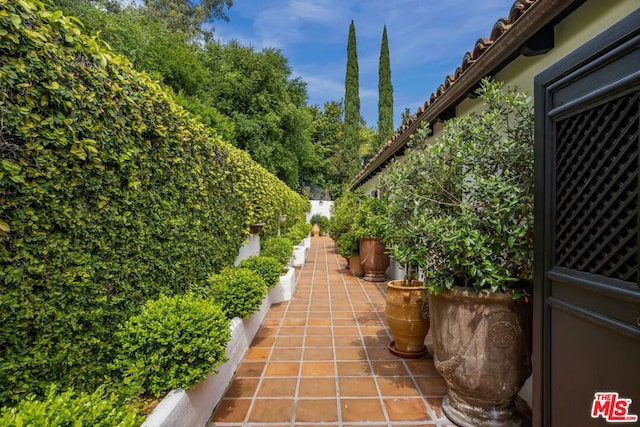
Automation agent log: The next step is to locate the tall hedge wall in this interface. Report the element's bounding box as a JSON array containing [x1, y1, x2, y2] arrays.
[[0, 0, 308, 405]]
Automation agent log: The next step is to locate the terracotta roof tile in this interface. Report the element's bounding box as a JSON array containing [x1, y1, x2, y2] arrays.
[[350, 0, 540, 188]]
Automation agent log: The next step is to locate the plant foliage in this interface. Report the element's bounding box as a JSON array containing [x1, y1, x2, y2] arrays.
[[114, 293, 231, 397], [208, 267, 267, 319], [239, 255, 283, 288], [0, 385, 142, 427], [260, 237, 294, 267], [0, 0, 308, 405]]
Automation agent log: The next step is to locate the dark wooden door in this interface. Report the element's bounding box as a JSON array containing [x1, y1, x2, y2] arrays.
[[534, 10, 640, 427]]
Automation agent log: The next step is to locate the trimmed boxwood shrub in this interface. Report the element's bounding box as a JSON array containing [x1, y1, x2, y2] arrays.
[[261, 237, 294, 266], [284, 222, 311, 245], [0, 385, 142, 427], [114, 293, 231, 397], [239, 255, 283, 288], [0, 0, 309, 405], [208, 267, 267, 319]]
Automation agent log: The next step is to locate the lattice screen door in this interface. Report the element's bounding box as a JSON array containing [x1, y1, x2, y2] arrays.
[[533, 10, 639, 427]]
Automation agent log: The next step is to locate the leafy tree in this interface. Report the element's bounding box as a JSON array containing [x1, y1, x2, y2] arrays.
[[342, 20, 361, 182], [377, 25, 394, 148], [143, 0, 233, 40]]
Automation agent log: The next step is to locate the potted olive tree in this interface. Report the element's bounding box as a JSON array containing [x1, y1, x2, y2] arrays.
[[352, 197, 390, 282], [379, 150, 433, 358], [392, 79, 534, 426]]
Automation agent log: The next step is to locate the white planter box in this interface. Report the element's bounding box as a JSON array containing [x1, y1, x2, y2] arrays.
[[292, 245, 306, 267], [142, 279, 294, 427], [269, 267, 296, 304], [302, 236, 311, 249]]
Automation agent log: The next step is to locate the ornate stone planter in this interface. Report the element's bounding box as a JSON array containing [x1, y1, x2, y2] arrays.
[[428, 286, 533, 427]]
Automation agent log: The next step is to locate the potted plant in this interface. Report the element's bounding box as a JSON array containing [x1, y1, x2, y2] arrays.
[[379, 148, 433, 358], [329, 189, 363, 273], [352, 197, 390, 282], [387, 79, 534, 426], [310, 214, 329, 236]]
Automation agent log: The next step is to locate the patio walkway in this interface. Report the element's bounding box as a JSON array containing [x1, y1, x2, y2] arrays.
[[208, 235, 454, 426]]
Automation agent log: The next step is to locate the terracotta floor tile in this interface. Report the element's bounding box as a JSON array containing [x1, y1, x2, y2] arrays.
[[307, 318, 332, 326], [333, 318, 357, 326], [278, 326, 305, 336], [282, 317, 306, 326], [334, 336, 362, 347], [248, 398, 294, 423], [295, 399, 338, 422], [337, 361, 372, 376], [265, 311, 284, 319], [304, 335, 334, 347], [298, 377, 336, 397], [235, 361, 266, 378], [244, 347, 271, 360], [250, 336, 275, 348], [301, 361, 335, 377], [377, 376, 421, 397], [256, 327, 278, 338], [224, 378, 259, 398], [256, 378, 297, 397], [335, 347, 365, 360], [367, 347, 399, 360], [360, 326, 388, 336], [264, 361, 300, 377], [210, 398, 251, 423], [371, 361, 410, 377], [274, 335, 304, 347], [341, 398, 386, 422], [405, 360, 440, 377], [333, 326, 359, 336], [270, 347, 302, 361], [384, 397, 430, 421], [262, 319, 282, 327], [363, 335, 389, 347], [415, 377, 449, 397], [332, 311, 355, 319], [339, 377, 379, 396], [306, 326, 331, 335], [286, 311, 307, 318], [303, 347, 334, 361]]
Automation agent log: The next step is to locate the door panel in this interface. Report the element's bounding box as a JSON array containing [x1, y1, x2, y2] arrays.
[[534, 10, 640, 426]]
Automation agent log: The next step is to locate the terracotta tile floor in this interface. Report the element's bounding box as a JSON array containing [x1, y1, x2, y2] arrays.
[[208, 236, 454, 426]]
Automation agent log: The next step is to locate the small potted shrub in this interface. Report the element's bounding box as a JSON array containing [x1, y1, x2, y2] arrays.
[[352, 197, 390, 282], [261, 237, 294, 267], [335, 230, 363, 276], [329, 189, 362, 270], [208, 267, 268, 319], [114, 293, 231, 397], [393, 79, 534, 426], [239, 255, 283, 288]]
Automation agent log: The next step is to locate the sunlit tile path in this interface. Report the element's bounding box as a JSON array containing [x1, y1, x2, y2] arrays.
[[208, 236, 454, 426]]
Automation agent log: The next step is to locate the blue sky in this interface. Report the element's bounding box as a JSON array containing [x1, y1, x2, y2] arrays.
[[215, 0, 513, 130]]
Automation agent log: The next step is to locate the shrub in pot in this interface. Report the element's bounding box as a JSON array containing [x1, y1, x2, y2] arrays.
[[335, 230, 364, 277], [261, 237, 294, 267], [329, 189, 362, 268], [352, 197, 390, 282], [310, 214, 329, 236], [114, 293, 231, 397], [239, 255, 284, 288], [208, 267, 268, 320], [0, 385, 143, 427], [390, 79, 534, 426]]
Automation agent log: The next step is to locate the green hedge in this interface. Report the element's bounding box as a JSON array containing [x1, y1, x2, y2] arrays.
[[114, 293, 231, 397], [0, 0, 308, 406], [0, 385, 142, 427], [239, 255, 283, 288], [261, 237, 295, 267], [208, 267, 267, 319]]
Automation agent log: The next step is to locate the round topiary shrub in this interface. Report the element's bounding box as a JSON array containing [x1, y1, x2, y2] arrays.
[[0, 385, 142, 427], [114, 293, 231, 397], [261, 237, 294, 266], [284, 222, 312, 245], [208, 267, 267, 319], [239, 255, 283, 288]]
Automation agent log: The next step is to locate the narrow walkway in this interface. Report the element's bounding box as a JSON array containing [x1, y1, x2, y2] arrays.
[[209, 236, 453, 426]]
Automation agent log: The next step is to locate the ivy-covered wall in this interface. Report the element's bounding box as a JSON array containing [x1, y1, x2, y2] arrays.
[[0, 0, 308, 405]]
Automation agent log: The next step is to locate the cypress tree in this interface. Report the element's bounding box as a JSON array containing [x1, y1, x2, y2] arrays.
[[377, 25, 394, 147], [342, 19, 361, 180]]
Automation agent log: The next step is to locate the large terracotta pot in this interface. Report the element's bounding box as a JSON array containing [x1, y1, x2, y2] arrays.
[[311, 223, 320, 236], [349, 253, 364, 277], [358, 238, 390, 282], [385, 280, 429, 358], [428, 286, 533, 427]]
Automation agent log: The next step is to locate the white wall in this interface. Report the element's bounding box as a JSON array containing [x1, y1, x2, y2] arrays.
[[306, 200, 333, 221]]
